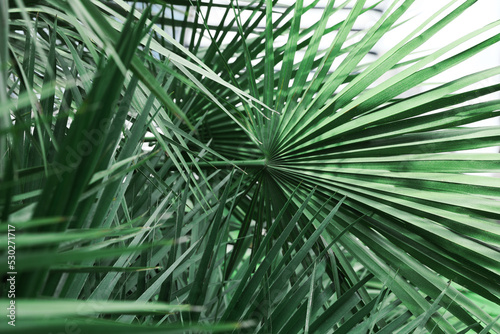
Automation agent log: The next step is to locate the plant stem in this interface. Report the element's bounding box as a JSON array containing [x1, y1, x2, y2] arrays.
[[191, 159, 267, 168]]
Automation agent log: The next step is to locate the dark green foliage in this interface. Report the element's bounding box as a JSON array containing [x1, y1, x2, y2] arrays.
[[1, 1, 499, 333]]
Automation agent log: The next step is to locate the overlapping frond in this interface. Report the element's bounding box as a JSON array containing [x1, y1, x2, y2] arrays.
[[1, 0, 499, 333]]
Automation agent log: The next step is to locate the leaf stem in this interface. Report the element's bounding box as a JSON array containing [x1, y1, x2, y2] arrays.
[[191, 159, 267, 168]]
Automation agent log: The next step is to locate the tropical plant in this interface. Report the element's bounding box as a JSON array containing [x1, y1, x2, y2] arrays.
[[1, 0, 500, 333]]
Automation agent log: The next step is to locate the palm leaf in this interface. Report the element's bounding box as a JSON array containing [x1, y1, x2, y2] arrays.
[[2, 0, 500, 333]]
